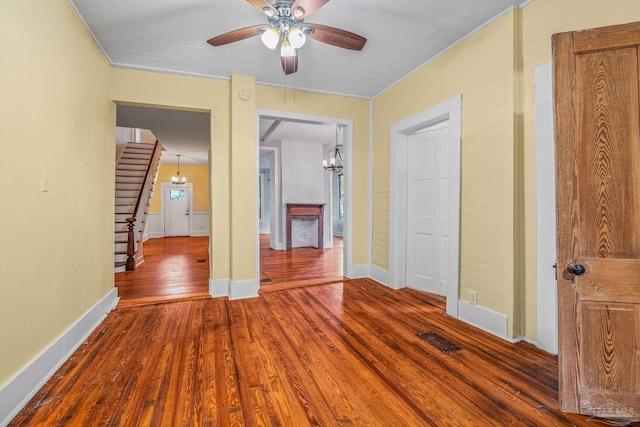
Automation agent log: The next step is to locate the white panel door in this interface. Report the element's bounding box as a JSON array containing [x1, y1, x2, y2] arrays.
[[406, 123, 449, 295], [164, 186, 190, 237]]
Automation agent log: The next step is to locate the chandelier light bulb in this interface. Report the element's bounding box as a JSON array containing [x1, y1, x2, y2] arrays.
[[288, 27, 306, 49], [280, 38, 295, 57], [261, 27, 280, 49]]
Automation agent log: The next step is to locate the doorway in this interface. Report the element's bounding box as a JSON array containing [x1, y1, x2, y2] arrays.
[[114, 104, 211, 305], [389, 95, 462, 318], [162, 183, 193, 237], [256, 110, 353, 290]]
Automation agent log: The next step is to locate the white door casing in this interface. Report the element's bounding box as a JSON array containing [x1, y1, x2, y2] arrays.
[[161, 182, 193, 237], [389, 95, 461, 318], [406, 124, 449, 295], [534, 61, 558, 355], [255, 110, 354, 279]]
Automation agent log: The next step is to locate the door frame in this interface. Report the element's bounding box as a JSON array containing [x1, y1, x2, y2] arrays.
[[160, 182, 193, 237], [389, 95, 462, 318], [534, 61, 558, 355], [255, 109, 354, 280]]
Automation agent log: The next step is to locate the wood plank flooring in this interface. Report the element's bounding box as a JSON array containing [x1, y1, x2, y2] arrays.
[[260, 234, 344, 292], [115, 236, 210, 308], [9, 279, 611, 426]]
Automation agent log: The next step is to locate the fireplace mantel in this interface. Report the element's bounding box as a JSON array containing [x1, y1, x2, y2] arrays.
[[286, 204, 325, 250]]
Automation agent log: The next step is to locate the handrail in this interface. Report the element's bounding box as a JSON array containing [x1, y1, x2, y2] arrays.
[[125, 140, 160, 271]]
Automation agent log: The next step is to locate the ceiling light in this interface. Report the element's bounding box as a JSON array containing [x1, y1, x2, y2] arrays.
[[280, 38, 295, 57], [261, 27, 280, 49], [288, 27, 306, 49], [263, 7, 275, 17], [172, 154, 187, 184], [293, 7, 305, 18], [323, 125, 344, 172]]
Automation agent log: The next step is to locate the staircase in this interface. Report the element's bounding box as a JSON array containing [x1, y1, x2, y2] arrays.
[[115, 141, 163, 272]]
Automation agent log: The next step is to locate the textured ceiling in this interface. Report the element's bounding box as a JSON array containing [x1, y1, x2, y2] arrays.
[[89, 0, 526, 162], [71, 0, 525, 98]]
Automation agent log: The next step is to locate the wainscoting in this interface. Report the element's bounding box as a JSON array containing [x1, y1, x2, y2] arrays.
[[144, 212, 210, 240]]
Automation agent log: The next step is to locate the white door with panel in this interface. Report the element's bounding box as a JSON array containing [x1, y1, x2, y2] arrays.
[[164, 186, 190, 237], [406, 123, 449, 295]]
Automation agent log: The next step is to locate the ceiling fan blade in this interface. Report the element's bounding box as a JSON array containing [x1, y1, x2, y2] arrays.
[[306, 23, 366, 51], [206, 25, 265, 47], [246, 0, 279, 17], [281, 51, 299, 75], [290, 0, 329, 19]]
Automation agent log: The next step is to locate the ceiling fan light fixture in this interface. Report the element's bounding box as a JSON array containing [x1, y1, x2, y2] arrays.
[[263, 7, 275, 17], [288, 27, 306, 49], [293, 6, 305, 18], [261, 27, 280, 49], [280, 38, 295, 57]]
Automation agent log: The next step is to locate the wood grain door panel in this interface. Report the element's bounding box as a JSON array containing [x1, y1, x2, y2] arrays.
[[554, 21, 640, 418]]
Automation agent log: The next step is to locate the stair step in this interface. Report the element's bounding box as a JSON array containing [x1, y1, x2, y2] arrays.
[[114, 253, 128, 263], [115, 178, 144, 185], [115, 190, 138, 198], [124, 143, 154, 148], [116, 182, 143, 190], [116, 170, 146, 177], [116, 197, 137, 205], [116, 206, 135, 214], [117, 166, 148, 173], [121, 154, 152, 162], [119, 158, 150, 165], [115, 213, 133, 222]]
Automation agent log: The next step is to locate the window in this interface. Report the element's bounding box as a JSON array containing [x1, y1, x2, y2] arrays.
[[169, 189, 185, 201]]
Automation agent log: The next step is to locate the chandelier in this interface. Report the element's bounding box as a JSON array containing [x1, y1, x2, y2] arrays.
[[323, 125, 343, 172], [171, 154, 187, 184]]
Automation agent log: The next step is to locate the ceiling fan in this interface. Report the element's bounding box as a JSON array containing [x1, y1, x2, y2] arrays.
[[206, 0, 367, 75]]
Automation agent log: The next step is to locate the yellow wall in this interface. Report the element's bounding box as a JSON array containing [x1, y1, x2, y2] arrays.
[[373, 11, 520, 335], [149, 164, 210, 213], [373, 0, 640, 340], [0, 0, 115, 387], [112, 70, 232, 279], [112, 69, 371, 282]]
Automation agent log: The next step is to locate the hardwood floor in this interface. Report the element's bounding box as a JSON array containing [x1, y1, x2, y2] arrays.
[[115, 236, 210, 308], [260, 234, 344, 292], [10, 279, 609, 426]]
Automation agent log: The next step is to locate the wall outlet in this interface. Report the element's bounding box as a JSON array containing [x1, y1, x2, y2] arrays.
[[469, 290, 477, 305]]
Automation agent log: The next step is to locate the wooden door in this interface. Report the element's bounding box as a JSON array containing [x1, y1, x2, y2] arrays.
[[406, 123, 449, 296], [554, 22, 640, 419]]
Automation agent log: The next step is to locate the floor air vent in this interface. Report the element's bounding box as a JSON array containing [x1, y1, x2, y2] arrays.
[[416, 332, 462, 354]]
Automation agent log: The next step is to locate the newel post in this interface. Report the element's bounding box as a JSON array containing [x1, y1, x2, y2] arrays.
[[125, 218, 136, 271]]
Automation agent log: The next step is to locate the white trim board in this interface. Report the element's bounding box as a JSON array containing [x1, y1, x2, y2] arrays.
[[458, 300, 509, 341], [0, 289, 118, 427], [209, 278, 230, 298], [534, 62, 559, 355], [388, 95, 462, 318]]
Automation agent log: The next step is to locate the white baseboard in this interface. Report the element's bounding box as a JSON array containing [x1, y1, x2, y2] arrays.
[[229, 279, 260, 300], [369, 265, 391, 287], [347, 264, 369, 279], [190, 231, 210, 237], [0, 288, 119, 427], [458, 300, 509, 341], [149, 232, 164, 239], [209, 278, 230, 298]]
